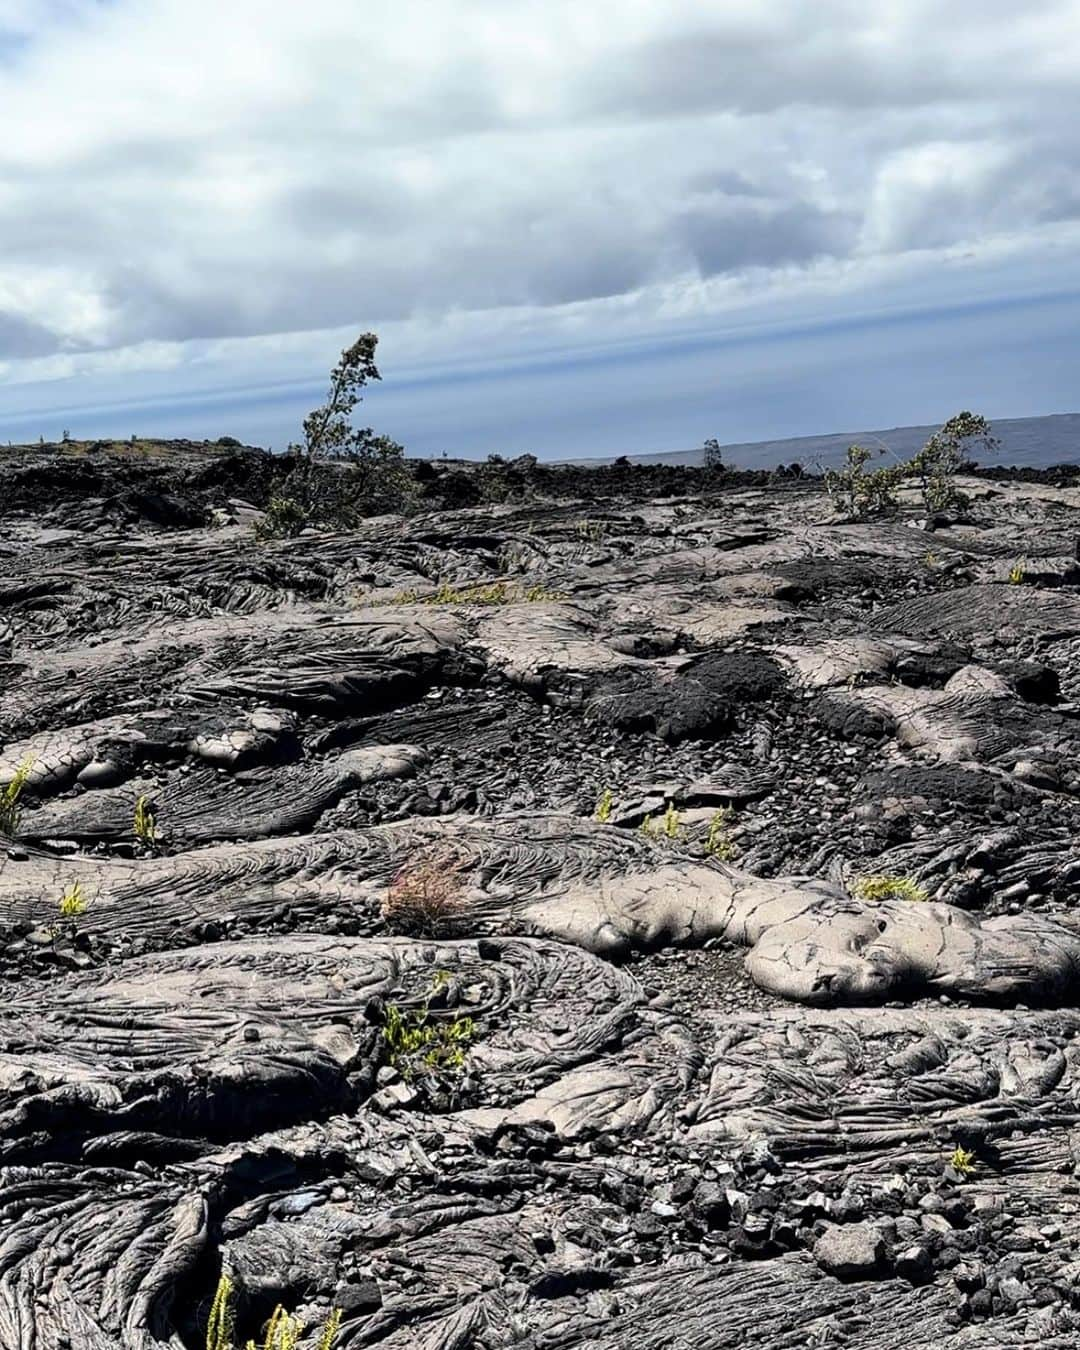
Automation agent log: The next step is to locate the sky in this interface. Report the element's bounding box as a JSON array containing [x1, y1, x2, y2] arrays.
[[1, 0, 1079, 459]]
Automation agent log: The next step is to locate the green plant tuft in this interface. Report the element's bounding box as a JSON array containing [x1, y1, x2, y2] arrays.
[[641, 803, 682, 840], [206, 1273, 235, 1350], [204, 1273, 340, 1350], [853, 874, 929, 903], [369, 579, 565, 606], [0, 757, 33, 836], [315, 1310, 342, 1350], [705, 807, 737, 861], [595, 788, 614, 823], [58, 882, 88, 920], [1008, 560, 1026, 585], [950, 1145, 976, 1177], [383, 977, 475, 1080], [134, 794, 158, 847]]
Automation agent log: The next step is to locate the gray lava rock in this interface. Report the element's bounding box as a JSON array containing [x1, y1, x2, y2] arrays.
[[813, 1223, 885, 1280]]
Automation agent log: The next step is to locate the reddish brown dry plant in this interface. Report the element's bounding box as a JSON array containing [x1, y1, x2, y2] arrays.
[[381, 852, 471, 936]]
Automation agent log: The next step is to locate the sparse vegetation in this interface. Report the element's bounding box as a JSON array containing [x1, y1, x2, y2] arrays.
[[367, 579, 565, 606], [285, 333, 415, 521], [575, 518, 604, 541], [705, 807, 738, 861], [205, 1273, 341, 1350], [950, 1145, 976, 1178], [0, 757, 33, 835], [824, 413, 996, 520], [58, 882, 88, 920], [521, 583, 565, 602], [853, 874, 929, 903], [909, 412, 997, 513], [595, 788, 614, 823], [381, 852, 470, 936], [702, 437, 725, 473], [48, 881, 92, 943], [641, 803, 682, 840], [382, 997, 475, 1079], [824, 445, 906, 519], [254, 494, 309, 540], [134, 794, 158, 848], [1008, 560, 1026, 585]]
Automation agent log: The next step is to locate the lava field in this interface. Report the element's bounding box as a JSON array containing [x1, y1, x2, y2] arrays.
[[4, 444, 1080, 1348]]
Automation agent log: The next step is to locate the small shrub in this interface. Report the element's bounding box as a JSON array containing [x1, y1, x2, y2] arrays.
[[950, 1145, 976, 1178], [703, 437, 725, 473], [595, 788, 614, 823], [1008, 560, 1026, 585], [853, 874, 928, 903], [381, 852, 470, 936], [254, 495, 309, 540], [909, 411, 996, 513], [824, 445, 906, 519], [134, 794, 158, 848], [0, 757, 33, 835], [383, 998, 475, 1079]]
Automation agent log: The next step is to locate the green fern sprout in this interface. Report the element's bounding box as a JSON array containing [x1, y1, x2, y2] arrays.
[[255, 1306, 303, 1350], [639, 813, 654, 838], [950, 1145, 976, 1178], [315, 1310, 342, 1350], [595, 788, 614, 823], [662, 801, 681, 839], [206, 1274, 235, 1350], [133, 794, 157, 846], [853, 874, 928, 903], [0, 757, 34, 835], [1008, 560, 1026, 585], [204, 1274, 341, 1350], [705, 808, 737, 861]]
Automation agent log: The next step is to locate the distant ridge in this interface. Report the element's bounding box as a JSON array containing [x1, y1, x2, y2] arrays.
[[562, 412, 1080, 471]]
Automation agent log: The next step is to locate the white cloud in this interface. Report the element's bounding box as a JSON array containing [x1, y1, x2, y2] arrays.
[[0, 0, 1078, 447]]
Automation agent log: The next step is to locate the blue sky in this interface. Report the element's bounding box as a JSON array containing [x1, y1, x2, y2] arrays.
[[1, 1, 1079, 459]]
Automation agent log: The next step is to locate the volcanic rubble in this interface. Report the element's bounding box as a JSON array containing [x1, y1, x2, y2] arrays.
[[5, 446, 1080, 1347]]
